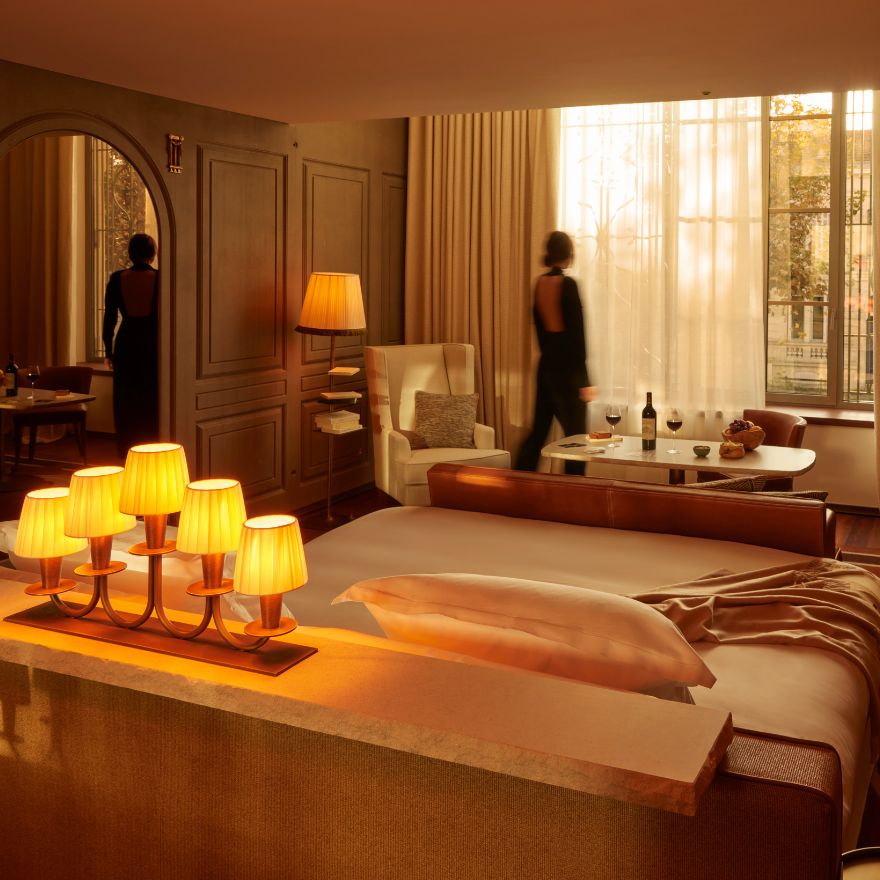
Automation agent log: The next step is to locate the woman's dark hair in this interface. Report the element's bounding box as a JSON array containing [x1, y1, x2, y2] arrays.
[[129, 233, 157, 264], [542, 230, 573, 267]]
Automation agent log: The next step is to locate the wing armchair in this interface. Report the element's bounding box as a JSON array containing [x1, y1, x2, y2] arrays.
[[364, 344, 510, 505]]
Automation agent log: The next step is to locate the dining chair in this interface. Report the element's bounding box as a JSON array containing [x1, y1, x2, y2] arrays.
[[697, 408, 808, 491], [13, 366, 94, 469]]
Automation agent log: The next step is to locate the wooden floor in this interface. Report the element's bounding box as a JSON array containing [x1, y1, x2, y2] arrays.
[[1, 431, 880, 554]]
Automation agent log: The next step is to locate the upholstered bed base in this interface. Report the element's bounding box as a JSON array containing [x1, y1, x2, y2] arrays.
[[0, 661, 841, 880]]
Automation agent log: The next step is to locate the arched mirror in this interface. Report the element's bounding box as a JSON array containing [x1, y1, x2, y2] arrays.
[[0, 132, 159, 463], [0, 132, 158, 366]]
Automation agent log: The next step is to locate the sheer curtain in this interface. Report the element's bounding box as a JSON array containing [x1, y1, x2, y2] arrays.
[[560, 98, 765, 439]]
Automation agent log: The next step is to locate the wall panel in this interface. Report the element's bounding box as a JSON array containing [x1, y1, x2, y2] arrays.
[[198, 146, 285, 378]]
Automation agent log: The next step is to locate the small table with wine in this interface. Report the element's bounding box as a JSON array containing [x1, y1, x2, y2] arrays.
[[541, 434, 816, 485]]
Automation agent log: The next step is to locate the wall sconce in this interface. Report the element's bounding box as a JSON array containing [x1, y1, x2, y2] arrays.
[[6, 444, 315, 674], [167, 134, 184, 173]]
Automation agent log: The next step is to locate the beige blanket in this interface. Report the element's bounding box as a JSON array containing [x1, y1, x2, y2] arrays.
[[636, 559, 880, 748]]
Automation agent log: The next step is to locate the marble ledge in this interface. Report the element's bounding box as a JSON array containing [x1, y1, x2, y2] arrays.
[[0, 580, 732, 816]]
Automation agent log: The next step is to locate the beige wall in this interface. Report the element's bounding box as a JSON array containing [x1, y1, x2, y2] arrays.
[[0, 59, 407, 513]]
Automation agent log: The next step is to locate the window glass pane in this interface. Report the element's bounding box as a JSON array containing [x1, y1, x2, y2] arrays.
[[768, 212, 831, 302], [767, 303, 829, 396], [769, 118, 832, 209], [842, 90, 874, 404], [770, 93, 833, 117]]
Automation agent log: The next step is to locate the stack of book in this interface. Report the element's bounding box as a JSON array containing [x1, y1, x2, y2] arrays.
[[315, 409, 361, 434]]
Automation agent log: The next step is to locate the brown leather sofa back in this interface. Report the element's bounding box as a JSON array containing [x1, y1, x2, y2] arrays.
[[427, 464, 835, 557]]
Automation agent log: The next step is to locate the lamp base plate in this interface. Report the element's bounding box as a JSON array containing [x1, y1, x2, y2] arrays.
[[299, 512, 352, 532], [24, 578, 78, 597], [5, 601, 317, 676], [244, 617, 297, 638], [73, 560, 127, 577], [128, 540, 176, 556], [186, 578, 234, 597]]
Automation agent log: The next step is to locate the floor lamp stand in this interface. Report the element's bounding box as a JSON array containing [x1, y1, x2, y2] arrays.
[[309, 334, 363, 531]]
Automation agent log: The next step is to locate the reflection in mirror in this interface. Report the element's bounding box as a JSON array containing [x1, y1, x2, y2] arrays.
[[0, 133, 157, 368]]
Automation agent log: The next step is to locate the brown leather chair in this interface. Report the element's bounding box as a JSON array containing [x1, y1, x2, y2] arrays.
[[697, 409, 807, 492], [13, 366, 93, 468], [742, 409, 808, 491], [698, 408, 808, 491]]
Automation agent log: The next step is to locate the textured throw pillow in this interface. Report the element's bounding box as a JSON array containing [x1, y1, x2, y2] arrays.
[[413, 391, 477, 448], [760, 489, 829, 501], [333, 573, 715, 700], [691, 476, 766, 492]]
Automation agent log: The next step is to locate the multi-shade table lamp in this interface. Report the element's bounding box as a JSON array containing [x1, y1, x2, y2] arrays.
[[6, 443, 315, 674]]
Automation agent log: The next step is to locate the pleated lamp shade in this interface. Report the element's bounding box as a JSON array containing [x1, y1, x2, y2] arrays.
[[119, 443, 190, 516], [65, 466, 136, 538], [295, 272, 366, 335], [176, 479, 247, 555], [233, 515, 308, 596], [15, 488, 88, 558]]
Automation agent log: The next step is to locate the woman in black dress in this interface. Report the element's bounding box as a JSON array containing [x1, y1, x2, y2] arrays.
[[515, 231, 595, 475], [102, 233, 159, 457]]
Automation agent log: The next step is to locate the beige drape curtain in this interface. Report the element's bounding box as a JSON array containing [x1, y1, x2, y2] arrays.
[[404, 110, 559, 456], [0, 135, 78, 367]]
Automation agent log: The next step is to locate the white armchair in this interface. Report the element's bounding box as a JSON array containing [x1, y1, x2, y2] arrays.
[[364, 344, 511, 505]]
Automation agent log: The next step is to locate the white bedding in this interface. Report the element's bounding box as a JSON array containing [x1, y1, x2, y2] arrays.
[[287, 506, 869, 832]]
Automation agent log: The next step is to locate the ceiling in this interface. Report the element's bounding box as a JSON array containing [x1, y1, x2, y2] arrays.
[[2, 1, 879, 123]]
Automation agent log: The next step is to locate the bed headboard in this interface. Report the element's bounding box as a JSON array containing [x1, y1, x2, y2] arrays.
[[426, 465, 836, 558]]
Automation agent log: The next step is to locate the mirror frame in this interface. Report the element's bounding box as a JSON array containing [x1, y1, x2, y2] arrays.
[[0, 112, 175, 440]]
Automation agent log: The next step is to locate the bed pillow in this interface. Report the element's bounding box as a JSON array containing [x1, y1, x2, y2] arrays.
[[333, 573, 715, 699], [413, 391, 477, 448]]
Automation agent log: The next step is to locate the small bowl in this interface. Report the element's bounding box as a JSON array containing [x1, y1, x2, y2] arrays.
[[54, 389, 70, 398], [693, 445, 711, 458]]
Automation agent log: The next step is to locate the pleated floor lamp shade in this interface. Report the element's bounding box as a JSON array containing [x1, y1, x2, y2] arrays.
[[295, 273, 366, 336], [65, 466, 136, 538], [15, 488, 87, 558]]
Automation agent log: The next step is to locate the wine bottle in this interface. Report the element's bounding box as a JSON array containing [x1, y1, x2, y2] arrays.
[[641, 391, 657, 451], [4, 353, 18, 398]]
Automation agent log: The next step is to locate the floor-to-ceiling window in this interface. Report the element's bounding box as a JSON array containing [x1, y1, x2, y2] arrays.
[[765, 91, 873, 407]]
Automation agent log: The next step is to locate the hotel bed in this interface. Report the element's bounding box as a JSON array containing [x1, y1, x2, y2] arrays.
[[0, 463, 874, 879]]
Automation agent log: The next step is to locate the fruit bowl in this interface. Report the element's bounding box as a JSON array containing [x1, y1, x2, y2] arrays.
[[722, 419, 765, 450]]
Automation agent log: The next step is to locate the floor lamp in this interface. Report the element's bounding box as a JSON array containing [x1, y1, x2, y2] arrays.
[[295, 272, 366, 527]]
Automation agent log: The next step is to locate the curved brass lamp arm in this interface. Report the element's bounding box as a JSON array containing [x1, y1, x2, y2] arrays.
[[210, 597, 268, 652], [50, 583, 101, 619], [98, 574, 156, 629], [154, 576, 212, 640]]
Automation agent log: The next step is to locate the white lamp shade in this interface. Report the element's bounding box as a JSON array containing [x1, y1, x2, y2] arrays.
[[119, 443, 190, 516], [176, 479, 247, 555], [15, 488, 88, 558], [296, 272, 366, 335], [233, 514, 308, 597], [65, 466, 136, 538]]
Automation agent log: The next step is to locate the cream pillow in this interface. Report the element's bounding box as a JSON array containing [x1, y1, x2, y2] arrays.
[[413, 391, 477, 448], [333, 573, 715, 698]]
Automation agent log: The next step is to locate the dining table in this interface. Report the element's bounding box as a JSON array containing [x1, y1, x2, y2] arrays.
[[541, 434, 816, 485], [0, 388, 97, 492]]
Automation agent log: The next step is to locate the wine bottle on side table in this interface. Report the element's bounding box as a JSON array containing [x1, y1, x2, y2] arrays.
[[4, 353, 18, 398], [641, 392, 657, 451]]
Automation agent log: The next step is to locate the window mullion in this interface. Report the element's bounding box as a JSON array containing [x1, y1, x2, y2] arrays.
[[829, 91, 845, 406]]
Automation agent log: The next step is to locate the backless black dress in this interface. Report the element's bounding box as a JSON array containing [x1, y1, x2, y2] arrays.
[[102, 262, 159, 456]]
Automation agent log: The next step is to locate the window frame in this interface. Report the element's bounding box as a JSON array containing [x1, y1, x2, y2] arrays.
[[764, 92, 872, 410]]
